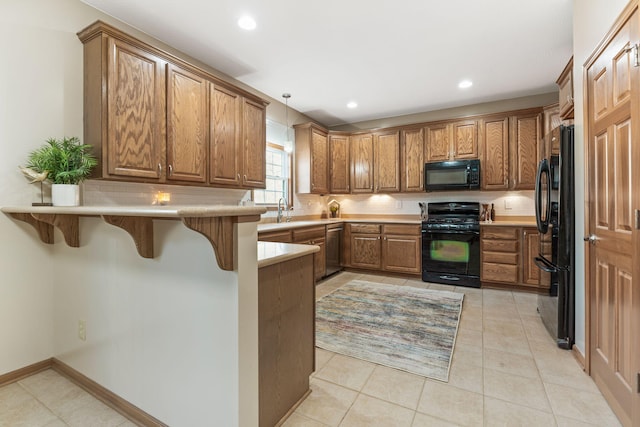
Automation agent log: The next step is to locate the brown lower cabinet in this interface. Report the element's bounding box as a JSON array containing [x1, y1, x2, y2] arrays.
[[292, 226, 326, 282], [344, 223, 421, 275], [258, 226, 326, 281], [480, 225, 543, 291], [258, 253, 314, 426]]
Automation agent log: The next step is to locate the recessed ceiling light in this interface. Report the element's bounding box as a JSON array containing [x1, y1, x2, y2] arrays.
[[237, 15, 256, 31], [458, 80, 473, 89], [347, 101, 358, 109]]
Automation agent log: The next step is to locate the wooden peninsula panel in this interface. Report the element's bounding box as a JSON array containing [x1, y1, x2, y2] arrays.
[[258, 245, 316, 426]]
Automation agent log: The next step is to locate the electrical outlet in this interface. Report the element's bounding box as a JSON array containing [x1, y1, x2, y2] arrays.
[[504, 199, 513, 210], [395, 201, 402, 209], [78, 320, 86, 341]]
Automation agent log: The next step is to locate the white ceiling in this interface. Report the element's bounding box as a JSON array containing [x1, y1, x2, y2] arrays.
[[81, 0, 573, 127]]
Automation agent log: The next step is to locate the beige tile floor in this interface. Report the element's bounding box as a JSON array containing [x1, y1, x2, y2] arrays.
[[287, 271, 622, 427], [0, 271, 621, 427]]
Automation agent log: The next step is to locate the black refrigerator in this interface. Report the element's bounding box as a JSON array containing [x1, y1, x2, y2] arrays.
[[534, 125, 575, 349]]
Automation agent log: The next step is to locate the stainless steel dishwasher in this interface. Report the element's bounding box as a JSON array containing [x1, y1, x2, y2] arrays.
[[325, 223, 343, 276]]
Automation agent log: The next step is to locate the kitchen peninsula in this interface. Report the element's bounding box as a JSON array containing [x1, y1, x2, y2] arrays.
[[1, 203, 319, 426]]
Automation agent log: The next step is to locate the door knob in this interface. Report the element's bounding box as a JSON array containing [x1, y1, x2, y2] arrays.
[[583, 235, 596, 244]]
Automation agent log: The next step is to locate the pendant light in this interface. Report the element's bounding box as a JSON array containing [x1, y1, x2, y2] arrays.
[[282, 93, 293, 153]]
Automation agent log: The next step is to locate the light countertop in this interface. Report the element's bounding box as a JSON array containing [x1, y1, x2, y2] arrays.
[[258, 217, 420, 232], [257, 241, 320, 268], [1, 205, 267, 218]]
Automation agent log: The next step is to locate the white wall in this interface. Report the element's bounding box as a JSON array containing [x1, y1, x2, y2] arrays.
[[0, 0, 81, 375], [0, 1, 260, 425], [572, 0, 629, 356]]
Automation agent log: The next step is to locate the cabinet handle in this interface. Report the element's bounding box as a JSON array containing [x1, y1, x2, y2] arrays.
[[311, 183, 315, 189], [168, 164, 173, 176], [158, 163, 162, 175], [237, 173, 240, 180], [384, 236, 387, 240], [377, 236, 381, 240], [243, 174, 247, 181]]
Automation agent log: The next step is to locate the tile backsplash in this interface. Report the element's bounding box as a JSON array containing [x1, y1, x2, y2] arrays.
[[82, 180, 247, 206], [82, 180, 534, 220]]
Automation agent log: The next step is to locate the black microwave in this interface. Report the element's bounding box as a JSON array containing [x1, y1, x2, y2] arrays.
[[424, 159, 481, 191]]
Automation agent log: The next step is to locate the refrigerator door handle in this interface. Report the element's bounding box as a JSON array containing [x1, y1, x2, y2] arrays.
[[535, 158, 551, 234], [534, 256, 561, 273]]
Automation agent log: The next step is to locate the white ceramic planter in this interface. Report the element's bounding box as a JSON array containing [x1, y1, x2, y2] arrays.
[[52, 184, 80, 206]]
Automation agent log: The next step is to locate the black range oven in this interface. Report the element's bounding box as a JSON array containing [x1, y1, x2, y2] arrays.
[[422, 202, 481, 288]]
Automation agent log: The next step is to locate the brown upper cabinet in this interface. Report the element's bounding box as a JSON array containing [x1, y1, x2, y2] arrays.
[[557, 57, 574, 120], [401, 127, 425, 192], [426, 120, 478, 162], [480, 109, 542, 191], [295, 107, 544, 194], [480, 116, 510, 190], [374, 130, 401, 193], [329, 133, 350, 193], [78, 21, 268, 188], [350, 133, 375, 193], [510, 112, 541, 190], [242, 98, 267, 188], [166, 64, 208, 183], [209, 85, 242, 187], [349, 131, 400, 194], [542, 102, 561, 137], [295, 123, 329, 194], [96, 36, 167, 180]]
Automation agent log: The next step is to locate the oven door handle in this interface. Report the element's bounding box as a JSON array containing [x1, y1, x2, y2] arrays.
[[422, 229, 480, 235]]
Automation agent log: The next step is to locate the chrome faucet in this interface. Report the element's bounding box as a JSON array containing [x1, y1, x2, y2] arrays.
[[277, 197, 286, 223]]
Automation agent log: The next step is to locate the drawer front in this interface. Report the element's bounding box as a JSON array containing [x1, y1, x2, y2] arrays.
[[349, 223, 381, 234], [482, 227, 519, 240], [293, 226, 325, 242], [259, 230, 293, 243], [482, 262, 518, 284], [382, 224, 420, 235], [481, 239, 518, 253], [483, 251, 518, 265]]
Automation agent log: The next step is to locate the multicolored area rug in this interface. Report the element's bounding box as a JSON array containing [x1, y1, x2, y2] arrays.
[[316, 280, 464, 382]]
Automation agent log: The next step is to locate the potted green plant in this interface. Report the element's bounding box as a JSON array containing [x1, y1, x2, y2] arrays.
[[24, 137, 97, 206]]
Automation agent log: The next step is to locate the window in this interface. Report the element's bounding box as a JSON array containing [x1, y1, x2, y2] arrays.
[[253, 142, 291, 206]]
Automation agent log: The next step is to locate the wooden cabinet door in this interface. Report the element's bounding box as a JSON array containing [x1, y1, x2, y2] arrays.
[[210, 84, 242, 186], [310, 128, 329, 194], [313, 239, 326, 281], [542, 103, 562, 137], [329, 134, 350, 193], [510, 113, 541, 190], [166, 64, 208, 183], [350, 234, 381, 269], [107, 38, 165, 180], [374, 131, 400, 192], [451, 120, 478, 159], [557, 57, 574, 119], [350, 133, 374, 193], [480, 116, 509, 190], [382, 234, 421, 273], [522, 228, 540, 287], [242, 98, 266, 188], [425, 123, 451, 162], [401, 128, 425, 192]]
